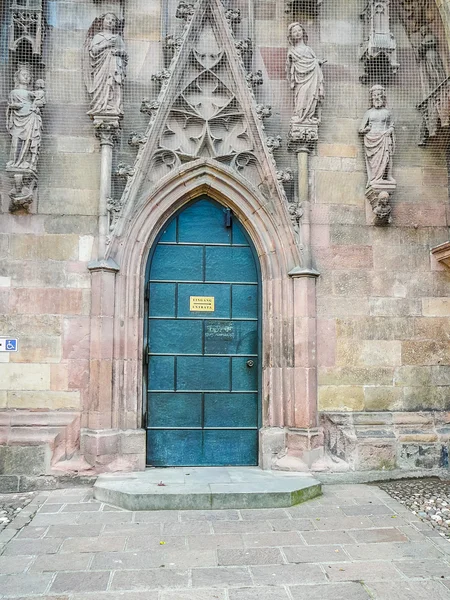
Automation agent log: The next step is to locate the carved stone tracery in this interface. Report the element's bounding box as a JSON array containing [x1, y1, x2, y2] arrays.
[[9, 0, 44, 60], [109, 0, 295, 250]]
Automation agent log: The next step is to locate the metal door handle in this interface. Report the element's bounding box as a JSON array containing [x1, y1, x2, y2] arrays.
[[246, 360, 255, 368]]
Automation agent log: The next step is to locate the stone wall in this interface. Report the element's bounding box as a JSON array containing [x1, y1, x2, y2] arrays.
[[0, 0, 449, 477]]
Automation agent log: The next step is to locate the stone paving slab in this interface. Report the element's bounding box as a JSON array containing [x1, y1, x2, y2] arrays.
[[1, 482, 450, 598]]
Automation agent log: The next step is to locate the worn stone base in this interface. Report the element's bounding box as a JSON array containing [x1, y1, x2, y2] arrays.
[[321, 411, 450, 473], [0, 411, 81, 476], [80, 428, 146, 472]]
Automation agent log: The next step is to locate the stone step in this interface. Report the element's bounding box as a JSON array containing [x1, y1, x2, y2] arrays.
[[94, 467, 322, 510]]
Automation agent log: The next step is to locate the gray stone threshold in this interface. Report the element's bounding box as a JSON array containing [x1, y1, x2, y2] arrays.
[[94, 467, 322, 510]]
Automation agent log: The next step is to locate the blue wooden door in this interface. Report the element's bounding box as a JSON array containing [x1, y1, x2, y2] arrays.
[[145, 197, 260, 466]]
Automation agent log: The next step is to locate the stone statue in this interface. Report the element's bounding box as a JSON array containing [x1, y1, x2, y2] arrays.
[[286, 22, 325, 125], [6, 65, 45, 172], [84, 13, 127, 117], [359, 84, 395, 187], [415, 26, 446, 94]]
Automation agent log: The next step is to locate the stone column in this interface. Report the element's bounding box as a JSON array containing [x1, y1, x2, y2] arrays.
[[94, 117, 120, 260], [282, 145, 322, 469]]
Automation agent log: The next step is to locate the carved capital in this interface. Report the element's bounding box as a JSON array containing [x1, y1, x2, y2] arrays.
[[94, 117, 121, 146], [288, 119, 319, 151]]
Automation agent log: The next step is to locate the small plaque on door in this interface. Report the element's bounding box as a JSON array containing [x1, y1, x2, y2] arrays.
[[190, 296, 215, 312]]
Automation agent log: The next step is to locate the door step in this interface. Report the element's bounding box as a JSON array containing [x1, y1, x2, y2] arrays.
[[94, 467, 322, 510]]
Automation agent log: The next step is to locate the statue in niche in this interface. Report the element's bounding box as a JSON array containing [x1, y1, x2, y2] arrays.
[[414, 26, 447, 93], [6, 65, 45, 172], [84, 13, 127, 118], [359, 84, 395, 187], [286, 22, 325, 126]]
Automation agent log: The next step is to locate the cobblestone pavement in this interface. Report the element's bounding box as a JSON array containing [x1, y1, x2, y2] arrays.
[[378, 478, 450, 539], [2, 484, 450, 599], [0, 492, 36, 532]]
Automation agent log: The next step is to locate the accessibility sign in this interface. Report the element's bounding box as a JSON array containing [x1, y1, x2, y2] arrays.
[[0, 339, 18, 352]]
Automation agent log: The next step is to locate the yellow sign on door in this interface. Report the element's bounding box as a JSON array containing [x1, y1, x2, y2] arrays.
[[190, 296, 215, 312]]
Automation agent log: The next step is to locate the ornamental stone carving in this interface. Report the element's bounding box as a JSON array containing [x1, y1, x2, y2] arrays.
[[255, 104, 272, 120], [176, 2, 195, 20], [287, 22, 325, 149], [141, 99, 160, 115], [266, 136, 282, 154], [285, 1, 323, 13], [109, 0, 294, 249], [246, 71, 263, 88], [128, 132, 148, 147], [359, 84, 396, 224], [83, 13, 127, 119], [360, 0, 399, 84], [6, 64, 46, 212], [9, 0, 44, 61], [115, 163, 135, 178]]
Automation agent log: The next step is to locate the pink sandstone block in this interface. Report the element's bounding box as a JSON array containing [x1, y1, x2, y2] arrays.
[[11, 288, 83, 315], [63, 317, 90, 360]]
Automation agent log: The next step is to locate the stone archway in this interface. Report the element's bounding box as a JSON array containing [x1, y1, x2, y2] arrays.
[[82, 160, 320, 471]]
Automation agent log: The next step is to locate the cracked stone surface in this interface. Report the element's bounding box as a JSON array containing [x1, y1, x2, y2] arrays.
[[1, 483, 450, 598]]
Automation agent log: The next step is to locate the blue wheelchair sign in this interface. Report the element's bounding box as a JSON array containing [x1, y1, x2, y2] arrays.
[[0, 338, 18, 352]]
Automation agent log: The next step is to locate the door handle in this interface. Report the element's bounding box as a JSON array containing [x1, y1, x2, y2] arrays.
[[246, 360, 255, 368]]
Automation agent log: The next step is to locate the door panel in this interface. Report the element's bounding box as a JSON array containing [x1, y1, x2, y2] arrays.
[[145, 198, 260, 466]]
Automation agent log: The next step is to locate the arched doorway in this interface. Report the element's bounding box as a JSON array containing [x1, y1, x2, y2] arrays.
[[144, 196, 261, 466]]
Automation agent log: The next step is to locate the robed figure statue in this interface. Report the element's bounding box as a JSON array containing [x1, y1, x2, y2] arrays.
[[286, 22, 325, 125], [359, 84, 395, 187], [84, 13, 127, 117], [7, 65, 45, 171]]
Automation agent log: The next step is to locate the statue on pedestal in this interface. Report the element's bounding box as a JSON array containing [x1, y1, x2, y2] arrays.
[[84, 13, 127, 118], [359, 84, 396, 225], [286, 22, 325, 147], [6, 65, 46, 211]]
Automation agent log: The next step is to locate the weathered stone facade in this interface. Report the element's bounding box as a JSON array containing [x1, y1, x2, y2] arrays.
[[0, 0, 449, 484]]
